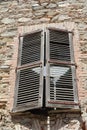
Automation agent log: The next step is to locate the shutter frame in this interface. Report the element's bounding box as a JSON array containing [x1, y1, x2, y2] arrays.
[[69, 32, 75, 63], [46, 28, 79, 109], [69, 33, 79, 109], [71, 65, 79, 108], [46, 29, 50, 103], [13, 30, 44, 113], [17, 36, 23, 67]]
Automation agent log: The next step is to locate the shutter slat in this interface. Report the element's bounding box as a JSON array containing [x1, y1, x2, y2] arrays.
[[21, 58, 40, 64], [50, 98, 74, 101], [17, 98, 38, 104], [18, 87, 39, 92], [50, 65, 73, 102], [19, 80, 39, 84], [23, 38, 41, 46], [17, 67, 40, 106], [50, 87, 73, 91], [50, 92, 73, 96], [50, 29, 71, 62], [18, 93, 39, 99], [20, 76, 39, 80], [17, 99, 38, 104], [21, 32, 41, 65], [50, 30, 69, 44]]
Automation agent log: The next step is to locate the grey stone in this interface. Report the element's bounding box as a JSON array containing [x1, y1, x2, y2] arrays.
[[57, 2, 70, 7], [0, 42, 6, 46], [27, 13, 33, 17], [58, 15, 70, 21], [41, 2, 48, 7], [82, 33, 87, 40], [0, 84, 8, 88], [80, 44, 87, 53], [39, 18, 50, 22], [2, 128, 13, 130], [47, 3, 57, 8], [1, 18, 15, 24], [30, 1, 39, 4], [51, 15, 59, 22], [0, 66, 10, 69], [37, 9, 49, 13], [78, 23, 87, 29], [83, 7, 87, 14], [10, 14, 22, 19], [0, 8, 8, 13], [32, 4, 44, 10], [0, 1, 10, 5], [84, 85, 87, 90], [34, 12, 45, 18], [47, 11, 57, 17], [1, 31, 16, 37], [18, 17, 31, 22], [33, 18, 50, 24]]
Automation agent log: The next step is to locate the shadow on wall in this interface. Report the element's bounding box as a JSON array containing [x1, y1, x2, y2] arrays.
[[11, 112, 85, 130]]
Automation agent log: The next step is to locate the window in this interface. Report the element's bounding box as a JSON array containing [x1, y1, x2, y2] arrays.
[[13, 27, 79, 113]]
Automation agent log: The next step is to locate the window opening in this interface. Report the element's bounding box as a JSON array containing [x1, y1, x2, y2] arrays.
[[13, 28, 79, 114]]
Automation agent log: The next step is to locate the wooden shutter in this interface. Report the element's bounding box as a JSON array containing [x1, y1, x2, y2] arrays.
[[46, 28, 79, 109], [13, 30, 44, 112]]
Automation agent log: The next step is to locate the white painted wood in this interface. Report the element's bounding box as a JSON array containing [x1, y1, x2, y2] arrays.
[[47, 116, 50, 130]]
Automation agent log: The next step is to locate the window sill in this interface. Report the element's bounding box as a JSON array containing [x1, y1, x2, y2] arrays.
[[48, 108, 81, 115]]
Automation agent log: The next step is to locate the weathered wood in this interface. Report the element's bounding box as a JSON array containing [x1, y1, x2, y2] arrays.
[[19, 29, 42, 37], [48, 59, 76, 66], [47, 27, 73, 34], [49, 109, 81, 115], [48, 100, 79, 105], [17, 61, 42, 70]]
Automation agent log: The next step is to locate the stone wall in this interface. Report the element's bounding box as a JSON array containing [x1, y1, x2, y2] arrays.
[[0, 0, 87, 129]]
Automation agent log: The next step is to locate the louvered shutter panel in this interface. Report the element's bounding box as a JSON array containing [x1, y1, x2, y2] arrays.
[[13, 30, 44, 112], [46, 28, 79, 109]]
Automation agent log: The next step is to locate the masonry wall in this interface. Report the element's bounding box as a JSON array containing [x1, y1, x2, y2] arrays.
[[0, 0, 87, 129]]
